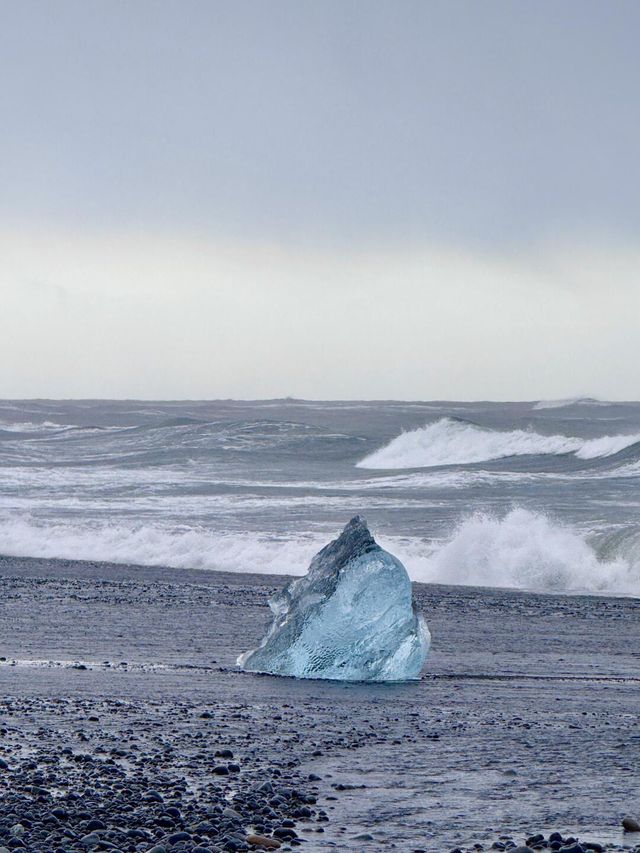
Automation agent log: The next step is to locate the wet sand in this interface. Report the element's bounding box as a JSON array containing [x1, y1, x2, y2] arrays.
[[1, 555, 639, 852]]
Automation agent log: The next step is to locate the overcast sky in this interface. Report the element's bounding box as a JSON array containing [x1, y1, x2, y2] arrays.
[[1, 0, 639, 400]]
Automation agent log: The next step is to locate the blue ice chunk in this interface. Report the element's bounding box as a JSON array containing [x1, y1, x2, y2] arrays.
[[238, 516, 430, 681]]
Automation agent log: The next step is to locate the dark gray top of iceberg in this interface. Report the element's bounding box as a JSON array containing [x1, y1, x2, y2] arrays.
[[238, 516, 430, 682], [312, 514, 377, 571]]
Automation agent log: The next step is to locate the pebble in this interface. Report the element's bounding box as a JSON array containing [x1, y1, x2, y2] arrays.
[[246, 835, 281, 849], [465, 834, 628, 853], [0, 696, 318, 853]]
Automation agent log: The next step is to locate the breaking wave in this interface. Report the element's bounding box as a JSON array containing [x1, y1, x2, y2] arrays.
[[399, 509, 639, 595], [0, 510, 637, 596], [358, 418, 640, 469], [0, 517, 325, 576]]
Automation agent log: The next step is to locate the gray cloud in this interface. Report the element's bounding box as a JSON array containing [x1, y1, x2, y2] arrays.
[[1, 0, 639, 247]]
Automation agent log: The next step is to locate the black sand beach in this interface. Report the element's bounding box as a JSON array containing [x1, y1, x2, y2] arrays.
[[1, 556, 639, 852]]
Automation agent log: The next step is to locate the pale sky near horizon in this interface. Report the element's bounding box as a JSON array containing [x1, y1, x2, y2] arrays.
[[1, 0, 639, 400]]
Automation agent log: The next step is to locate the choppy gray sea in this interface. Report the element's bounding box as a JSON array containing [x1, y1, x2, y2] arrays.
[[1, 397, 640, 595]]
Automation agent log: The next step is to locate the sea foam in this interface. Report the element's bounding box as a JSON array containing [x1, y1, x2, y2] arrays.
[[0, 510, 637, 596], [394, 508, 639, 596], [0, 516, 325, 576]]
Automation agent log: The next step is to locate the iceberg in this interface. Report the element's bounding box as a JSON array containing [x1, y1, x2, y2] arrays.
[[238, 516, 430, 681]]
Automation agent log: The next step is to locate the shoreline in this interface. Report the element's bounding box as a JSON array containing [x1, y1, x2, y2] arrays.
[[1, 552, 635, 604]]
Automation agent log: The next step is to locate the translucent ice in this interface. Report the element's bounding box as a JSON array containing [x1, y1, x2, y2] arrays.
[[238, 516, 430, 681]]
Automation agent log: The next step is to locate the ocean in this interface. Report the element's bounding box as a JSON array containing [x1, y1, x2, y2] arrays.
[[1, 396, 639, 595]]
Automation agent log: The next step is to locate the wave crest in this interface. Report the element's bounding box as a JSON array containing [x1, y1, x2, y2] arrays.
[[357, 418, 640, 469], [402, 509, 638, 595], [532, 397, 605, 410]]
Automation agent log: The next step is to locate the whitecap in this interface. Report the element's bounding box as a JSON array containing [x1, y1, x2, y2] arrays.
[[358, 418, 640, 469], [384, 509, 639, 596]]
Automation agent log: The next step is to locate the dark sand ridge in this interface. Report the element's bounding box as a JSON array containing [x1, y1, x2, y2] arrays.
[[1, 554, 639, 852]]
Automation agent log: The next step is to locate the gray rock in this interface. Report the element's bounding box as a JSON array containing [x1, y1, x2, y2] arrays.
[[167, 830, 192, 844], [79, 833, 103, 847], [222, 807, 243, 821]]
